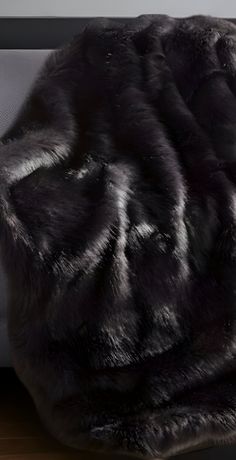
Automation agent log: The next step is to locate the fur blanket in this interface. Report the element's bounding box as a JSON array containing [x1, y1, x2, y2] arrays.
[[2, 14, 236, 458]]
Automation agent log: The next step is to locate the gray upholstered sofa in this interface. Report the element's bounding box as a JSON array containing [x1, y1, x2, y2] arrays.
[[0, 16, 235, 369]]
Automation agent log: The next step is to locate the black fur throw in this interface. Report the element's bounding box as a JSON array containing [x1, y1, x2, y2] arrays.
[[3, 14, 236, 459]]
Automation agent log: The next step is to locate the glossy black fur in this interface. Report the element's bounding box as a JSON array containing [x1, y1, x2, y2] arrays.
[[2, 14, 236, 458]]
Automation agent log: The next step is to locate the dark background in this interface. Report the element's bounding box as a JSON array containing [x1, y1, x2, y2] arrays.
[[0, 17, 235, 49]]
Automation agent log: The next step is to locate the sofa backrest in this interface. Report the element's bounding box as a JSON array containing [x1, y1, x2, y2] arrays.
[[0, 50, 51, 137]]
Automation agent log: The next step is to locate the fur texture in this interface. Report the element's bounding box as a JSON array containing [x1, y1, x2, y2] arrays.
[[2, 14, 236, 458]]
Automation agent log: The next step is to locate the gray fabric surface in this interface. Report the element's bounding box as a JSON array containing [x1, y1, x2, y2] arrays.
[[0, 50, 51, 137], [0, 50, 51, 365]]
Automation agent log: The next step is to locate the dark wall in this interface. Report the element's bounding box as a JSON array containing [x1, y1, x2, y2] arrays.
[[0, 17, 235, 49]]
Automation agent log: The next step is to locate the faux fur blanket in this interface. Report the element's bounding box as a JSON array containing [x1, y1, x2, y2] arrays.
[[2, 14, 236, 459]]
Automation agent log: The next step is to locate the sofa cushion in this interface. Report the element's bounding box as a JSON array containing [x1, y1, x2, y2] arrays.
[[0, 50, 51, 365]]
